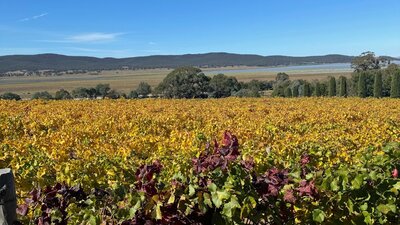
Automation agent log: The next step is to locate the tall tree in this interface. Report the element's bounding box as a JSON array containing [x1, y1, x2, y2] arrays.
[[55, 89, 72, 100], [32, 91, 53, 100], [313, 82, 321, 97], [284, 87, 292, 98], [275, 72, 289, 82], [272, 73, 290, 97], [383, 64, 399, 97], [302, 83, 311, 97], [156, 67, 210, 98], [136, 82, 152, 97], [292, 86, 299, 97], [351, 51, 388, 72], [72, 87, 90, 99], [373, 72, 383, 98], [272, 86, 285, 97], [358, 72, 367, 98], [338, 76, 347, 97], [209, 74, 240, 98], [96, 83, 111, 99], [0, 92, 21, 100], [319, 83, 328, 96], [129, 90, 138, 99], [390, 71, 400, 98], [87, 88, 98, 99], [328, 77, 336, 97]]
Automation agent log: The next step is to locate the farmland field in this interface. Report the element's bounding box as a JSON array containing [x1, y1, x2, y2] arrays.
[[0, 66, 352, 99], [1, 98, 399, 224]]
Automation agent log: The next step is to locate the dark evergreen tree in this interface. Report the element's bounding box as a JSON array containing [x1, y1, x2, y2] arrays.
[[272, 86, 285, 97], [313, 82, 321, 97], [358, 72, 367, 98], [390, 71, 400, 98], [302, 83, 311, 97], [319, 83, 328, 96], [284, 87, 292, 97], [328, 77, 336, 97], [373, 72, 383, 98], [338, 76, 347, 97], [292, 86, 299, 97]]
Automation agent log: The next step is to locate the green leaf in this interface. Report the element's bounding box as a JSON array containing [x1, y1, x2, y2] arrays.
[[289, 171, 301, 179], [240, 196, 257, 219], [341, 175, 349, 191], [211, 190, 230, 208], [84, 198, 94, 206], [189, 185, 195, 197], [222, 195, 240, 218], [392, 182, 400, 194], [88, 215, 100, 225], [369, 171, 377, 181], [393, 182, 400, 190], [347, 199, 354, 213], [351, 174, 364, 190], [129, 201, 141, 218], [330, 178, 339, 191], [208, 183, 217, 192], [203, 192, 213, 207], [360, 203, 368, 211], [167, 193, 175, 204], [155, 202, 162, 220], [312, 209, 326, 223], [306, 173, 314, 180], [377, 204, 396, 214], [362, 211, 373, 225]]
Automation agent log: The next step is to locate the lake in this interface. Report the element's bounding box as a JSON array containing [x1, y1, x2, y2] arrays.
[[204, 61, 400, 75]]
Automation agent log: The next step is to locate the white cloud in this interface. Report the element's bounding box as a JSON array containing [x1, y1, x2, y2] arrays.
[[20, 13, 48, 22], [35, 32, 125, 44], [67, 47, 128, 54], [148, 41, 157, 45], [67, 32, 124, 43]]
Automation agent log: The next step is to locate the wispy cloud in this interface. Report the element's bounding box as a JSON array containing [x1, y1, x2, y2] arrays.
[[36, 32, 125, 44], [19, 13, 48, 22], [148, 41, 157, 45], [67, 47, 128, 54], [67, 32, 124, 43]]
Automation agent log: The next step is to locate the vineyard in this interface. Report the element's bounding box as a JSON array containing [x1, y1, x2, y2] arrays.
[[0, 98, 399, 224]]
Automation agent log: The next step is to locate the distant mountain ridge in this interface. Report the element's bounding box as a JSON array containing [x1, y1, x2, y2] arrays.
[[0, 52, 397, 73]]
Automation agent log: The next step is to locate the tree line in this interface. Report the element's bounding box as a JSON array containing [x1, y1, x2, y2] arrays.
[[271, 52, 400, 98], [0, 68, 274, 100]]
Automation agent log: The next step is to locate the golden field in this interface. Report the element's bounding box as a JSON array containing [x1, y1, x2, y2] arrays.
[[1, 98, 399, 194]]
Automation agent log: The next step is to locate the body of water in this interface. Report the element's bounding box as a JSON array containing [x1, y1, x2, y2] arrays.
[[205, 63, 353, 75]]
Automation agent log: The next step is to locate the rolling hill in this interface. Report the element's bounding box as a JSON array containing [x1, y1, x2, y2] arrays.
[[0, 52, 394, 73]]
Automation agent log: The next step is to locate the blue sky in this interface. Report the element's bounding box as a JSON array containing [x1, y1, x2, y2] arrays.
[[0, 0, 399, 58]]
